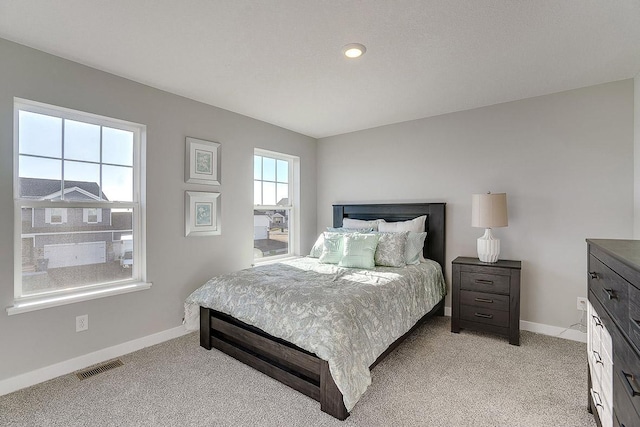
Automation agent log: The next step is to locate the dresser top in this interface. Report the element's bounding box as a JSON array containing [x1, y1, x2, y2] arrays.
[[587, 239, 640, 272]]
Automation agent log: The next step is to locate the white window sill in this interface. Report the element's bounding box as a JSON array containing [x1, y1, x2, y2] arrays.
[[253, 255, 300, 267], [6, 281, 152, 315]]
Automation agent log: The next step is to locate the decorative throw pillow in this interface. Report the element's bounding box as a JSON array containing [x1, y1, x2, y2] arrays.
[[319, 232, 345, 264], [339, 233, 380, 269], [405, 231, 427, 265], [309, 233, 325, 258], [378, 215, 426, 233], [375, 231, 409, 267], [326, 227, 374, 233], [342, 218, 386, 231]]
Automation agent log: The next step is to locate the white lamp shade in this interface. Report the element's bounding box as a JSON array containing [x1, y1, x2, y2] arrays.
[[472, 193, 508, 228]]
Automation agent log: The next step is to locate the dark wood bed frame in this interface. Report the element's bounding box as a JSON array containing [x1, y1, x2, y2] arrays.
[[199, 203, 446, 420]]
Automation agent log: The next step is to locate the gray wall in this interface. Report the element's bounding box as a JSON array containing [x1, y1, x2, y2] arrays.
[[317, 80, 634, 329], [635, 74, 640, 238], [0, 38, 317, 381]]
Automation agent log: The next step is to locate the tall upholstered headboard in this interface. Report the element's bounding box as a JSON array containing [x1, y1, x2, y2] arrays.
[[332, 203, 446, 272]]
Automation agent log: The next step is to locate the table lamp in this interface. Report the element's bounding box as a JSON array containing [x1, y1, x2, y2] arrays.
[[472, 192, 508, 263]]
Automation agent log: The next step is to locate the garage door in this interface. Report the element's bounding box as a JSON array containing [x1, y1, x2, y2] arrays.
[[44, 241, 106, 268]]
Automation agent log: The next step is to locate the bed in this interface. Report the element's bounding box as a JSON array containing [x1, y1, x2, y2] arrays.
[[184, 203, 446, 420]]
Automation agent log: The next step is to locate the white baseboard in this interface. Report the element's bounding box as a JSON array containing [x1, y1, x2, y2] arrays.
[[442, 306, 586, 343], [0, 325, 190, 397], [519, 320, 586, 343]]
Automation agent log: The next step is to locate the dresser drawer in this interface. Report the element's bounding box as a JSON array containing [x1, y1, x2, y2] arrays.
[[459, 290, 509, 311], [460, 271, 510, 294], [628, 284, 640, 352], [613, 369, 640, 427], [612, 325, 640, 418], [589, 254, 629, 334], [460, 304, 509, 327]]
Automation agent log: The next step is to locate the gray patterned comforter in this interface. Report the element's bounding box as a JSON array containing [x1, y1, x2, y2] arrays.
[[184, 257, 446, 412]]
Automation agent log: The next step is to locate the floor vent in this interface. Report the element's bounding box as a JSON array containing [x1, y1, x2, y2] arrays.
[[76, 359, 124, 380]]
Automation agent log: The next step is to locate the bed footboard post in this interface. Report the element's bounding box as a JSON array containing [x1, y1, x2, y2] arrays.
[[435, 300, 445, 316], [320, 361, 349, 420], [200, 306, 212, 350]]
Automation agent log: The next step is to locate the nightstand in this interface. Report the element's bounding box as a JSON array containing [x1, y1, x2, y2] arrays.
[[451, 257, 522, 345]]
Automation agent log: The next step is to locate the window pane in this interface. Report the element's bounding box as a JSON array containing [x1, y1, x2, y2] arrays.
[[64, 161, 101, 200], [276, 160, 288, 183], [64, 119, 100, 162], [263, 182, 276, 205], [19, 111, 62, 158], [277, 183, 288, 204], [263, 157, 276, 181], [254, 180, 262, 205], [102, 165, 133, 201], [20, 207, 134, 297], [19, 156, 61, 198], [254, 155, 262, 180], [19, 156, 61, 180], [102, 127, 133, 166], [253, 209, 289, 259]]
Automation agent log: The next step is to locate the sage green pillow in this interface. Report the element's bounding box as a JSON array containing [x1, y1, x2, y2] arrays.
[[339, 233, 380, 269], [319, 232, 344, 264]]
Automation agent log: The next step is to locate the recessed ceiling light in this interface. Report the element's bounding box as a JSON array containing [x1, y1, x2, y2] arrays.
[[342, 43, 366, 59]]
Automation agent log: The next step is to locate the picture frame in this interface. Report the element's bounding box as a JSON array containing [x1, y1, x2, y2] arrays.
[[185, 137, 221, 185], [185, 191, 221, 237]]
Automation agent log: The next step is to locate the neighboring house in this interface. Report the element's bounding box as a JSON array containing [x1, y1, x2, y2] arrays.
[[20, 178, 133, 270], [253, 214, 269, 240]]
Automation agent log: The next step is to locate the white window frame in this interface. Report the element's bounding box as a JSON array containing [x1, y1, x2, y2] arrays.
[[253, 148, 300, 263], [9, 98, 150, 315]]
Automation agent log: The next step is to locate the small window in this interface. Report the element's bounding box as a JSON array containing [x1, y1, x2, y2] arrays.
[[83, 208, 102, 224], [45, 207, 67, 224], [253, 149, 299, 260]]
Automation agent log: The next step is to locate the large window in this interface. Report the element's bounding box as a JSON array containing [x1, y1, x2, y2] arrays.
[[10, 99, 148, 314], [253, 149, 299, 260]]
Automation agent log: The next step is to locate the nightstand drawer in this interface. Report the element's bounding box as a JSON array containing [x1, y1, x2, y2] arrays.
[[460, 271, 510, 294], [460, 304, 509, 327], [460, 290, 509, 311]]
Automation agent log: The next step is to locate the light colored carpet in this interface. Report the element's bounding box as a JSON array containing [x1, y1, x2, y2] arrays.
[[0, 317, 596, 427]]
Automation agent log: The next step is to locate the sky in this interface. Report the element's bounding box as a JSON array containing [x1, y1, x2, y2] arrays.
[[19, 111, 134, 202]]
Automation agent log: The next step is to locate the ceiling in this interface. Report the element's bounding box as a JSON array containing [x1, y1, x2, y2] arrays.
[[1, 1, 639, 139]]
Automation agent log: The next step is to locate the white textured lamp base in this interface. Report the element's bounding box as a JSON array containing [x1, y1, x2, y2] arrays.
[[477, 228, 500, 263]]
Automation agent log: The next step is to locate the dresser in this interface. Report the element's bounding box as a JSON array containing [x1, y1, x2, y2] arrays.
[[587, 239, 640, 427], [451, 257, 521, 345]]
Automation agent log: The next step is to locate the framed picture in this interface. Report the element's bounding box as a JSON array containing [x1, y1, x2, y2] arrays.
[[185, 191, 221, 236], [185, 137, 221, 185]]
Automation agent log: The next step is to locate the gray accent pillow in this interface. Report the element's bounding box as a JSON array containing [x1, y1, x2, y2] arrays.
[[375, 231, 409, 267], [405, 232, 427, 265]]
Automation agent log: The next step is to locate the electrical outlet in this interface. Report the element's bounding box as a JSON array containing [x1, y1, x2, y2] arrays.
[[76, 314, 88, 332], [577, 297, 587, 311]]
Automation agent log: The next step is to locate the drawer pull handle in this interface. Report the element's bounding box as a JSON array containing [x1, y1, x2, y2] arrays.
[[589, 271, 598, 279], [592, 390, 603, 408], [474, 312, 493, 319], [621, 371, 640, 397], [602, 288, 616, 300], [592, 315, 602, 327], [475, 279, 494, 285], [474, 297, 494, 304], [592, 350, 603, 365]]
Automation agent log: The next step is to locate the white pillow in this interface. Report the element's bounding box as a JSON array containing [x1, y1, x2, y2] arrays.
[[309, 233, 325, 258], [378, 215, 426, 233], [342, 218, 386, 231]]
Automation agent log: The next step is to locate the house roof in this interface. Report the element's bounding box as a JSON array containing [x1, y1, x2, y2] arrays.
[[20, 178, 108, 201]]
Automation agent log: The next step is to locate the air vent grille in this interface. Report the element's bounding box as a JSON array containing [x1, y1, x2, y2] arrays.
[[76, 359, 124, 380]]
